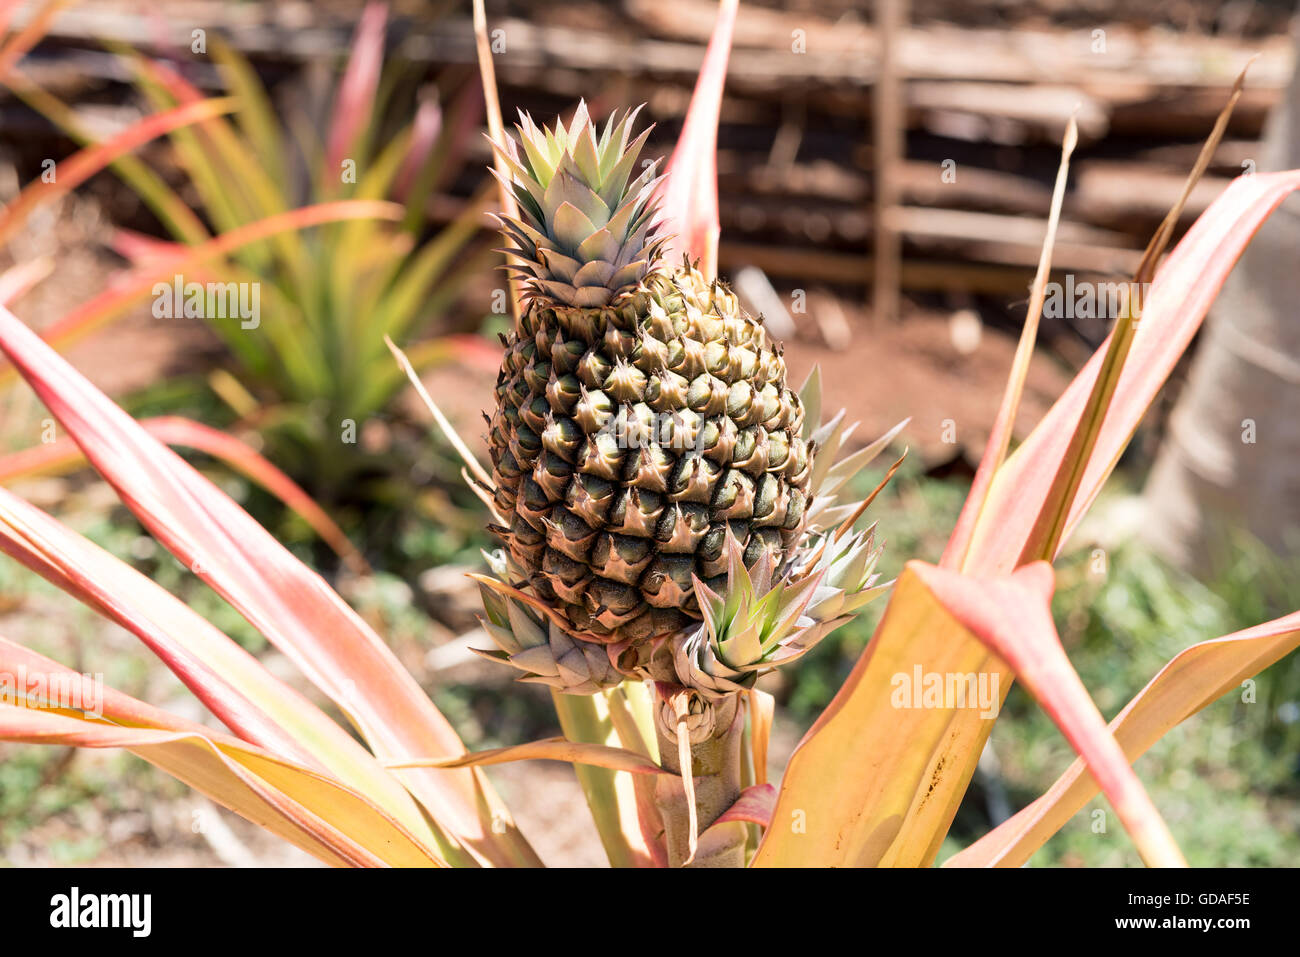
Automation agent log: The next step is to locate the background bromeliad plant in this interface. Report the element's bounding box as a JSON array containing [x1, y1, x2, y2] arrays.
[[0, 0, 1298, 867], [111, 4, 500, 506], [1, 0, 501, 564]]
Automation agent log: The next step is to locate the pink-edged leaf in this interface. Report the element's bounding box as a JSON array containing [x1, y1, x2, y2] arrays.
[[0, 303, 540, 868], [752, 565, 1015, 867], [0, 0, 22, 42], [128, 54, 303, 260], [654, 0, 737, 278], [964, 169, 1300, 574], [849, 166, 1300, 865], [3, 67, 211, 244], [0, 641, 441, 867], [0, 483, 328, 765], [393, 94, 441, 201], [757, 164, 1300, 868], [0, 256, 52, 305], [0, 486, 448, 856], [715, 782, 776, 828], [142, 417, 368, 575], [109, 227, 185, 263], [0, 0, 66, 80], [425, 81, 484, 202], [911, 561, 1186, 867], [0, 415, 366, 574], [0, 200, 400, 376], [473, 0, 520, 320], [0, 97, 235, 245], [947, 608, 1300, 867], [325, 1, 387, 178], [385, 736, 668, 775], [0, 702, 378, 867]]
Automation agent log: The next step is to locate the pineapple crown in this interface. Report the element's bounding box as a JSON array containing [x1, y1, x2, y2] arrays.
[[491, 101, 668, 308]]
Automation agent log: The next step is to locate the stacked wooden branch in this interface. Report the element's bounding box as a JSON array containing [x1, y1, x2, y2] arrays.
[[3, 0, 1292, 297]]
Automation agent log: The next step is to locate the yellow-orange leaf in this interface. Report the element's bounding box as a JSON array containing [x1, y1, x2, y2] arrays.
[[753, 564, 1003, 866]]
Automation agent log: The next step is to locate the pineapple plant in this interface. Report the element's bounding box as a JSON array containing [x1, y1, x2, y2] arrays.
[[2, 0, 1300, 871]]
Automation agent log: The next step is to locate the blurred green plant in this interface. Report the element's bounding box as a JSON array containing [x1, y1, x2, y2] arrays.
[[6, 2, 499, 511], [115, 5, 498, 500]]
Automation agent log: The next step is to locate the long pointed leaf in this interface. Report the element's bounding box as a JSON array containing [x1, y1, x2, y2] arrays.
[[654, 0, 737, 278], [0, 200, 400, 389], [0, 415, 365, 574], [0, 704, 382, 866], [911, 562, 1186, 866], [0, 303, 540, 868], [0, 486, 450, 858], [324, 1, 387, 180], [946, 609, 1300, 867], [3, 73, 210, 243], [0, 641, 442, 867], [757, 167, 1300, 868], [752, 564, 1002, 866], [0, 97, 235, 245], [967, 169, 1300, 574]]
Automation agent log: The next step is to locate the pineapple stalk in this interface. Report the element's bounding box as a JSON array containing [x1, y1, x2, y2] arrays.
[[653, 689, 746, 867]]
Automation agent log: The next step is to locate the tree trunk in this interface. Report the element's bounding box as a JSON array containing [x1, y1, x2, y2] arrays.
[[1142, 19, 1300, 576]]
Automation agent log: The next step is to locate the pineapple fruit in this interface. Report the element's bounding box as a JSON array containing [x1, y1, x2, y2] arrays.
[[475, 102, 895, 705], [486, 103, 813, 646]]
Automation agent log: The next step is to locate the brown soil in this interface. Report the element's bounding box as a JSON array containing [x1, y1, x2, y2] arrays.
[[1, 191, 218, 400], [782, 305, 1072, 466]]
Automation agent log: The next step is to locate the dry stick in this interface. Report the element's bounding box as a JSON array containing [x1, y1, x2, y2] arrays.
[[872, 0, 907, 327], [460, 467, 500, 517], [472, 0, 522, 329], [834, 447, 908, 542], [384, 337, 500, 518], [943, 114, 1078, 570]]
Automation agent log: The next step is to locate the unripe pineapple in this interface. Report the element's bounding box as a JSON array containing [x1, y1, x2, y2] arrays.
[[486, 103, 813, 645]]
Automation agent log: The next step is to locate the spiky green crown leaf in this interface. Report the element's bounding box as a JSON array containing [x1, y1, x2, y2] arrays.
[[492, 101, 667, 307]]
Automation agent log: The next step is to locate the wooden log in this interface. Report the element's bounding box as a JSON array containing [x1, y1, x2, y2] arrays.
[[13, 3, 1292, 98]]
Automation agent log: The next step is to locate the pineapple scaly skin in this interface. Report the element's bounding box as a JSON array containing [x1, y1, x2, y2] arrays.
[[486, 105, 813, 648]]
